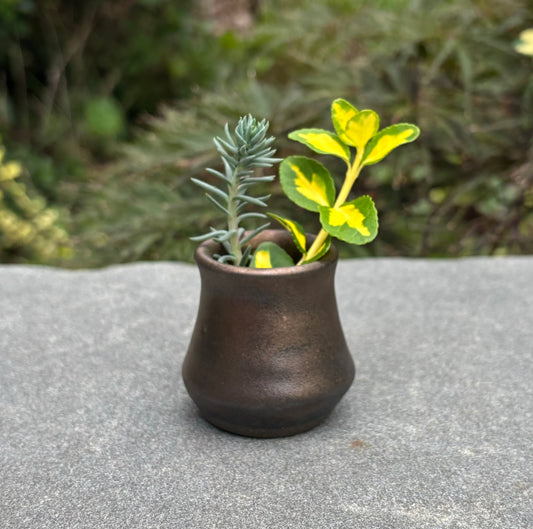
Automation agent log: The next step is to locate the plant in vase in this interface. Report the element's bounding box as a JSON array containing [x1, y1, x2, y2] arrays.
[[253, 98, 420, 267], [190, 114, 281, 266], [183, 99, 420, 438]]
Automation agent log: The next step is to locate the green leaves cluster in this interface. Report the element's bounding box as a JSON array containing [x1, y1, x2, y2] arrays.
[[0, 139, 71, 264], [254, 99, 420, 267]]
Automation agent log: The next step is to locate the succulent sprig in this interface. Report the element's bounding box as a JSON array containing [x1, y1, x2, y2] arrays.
[[191, 115, 281, 265]]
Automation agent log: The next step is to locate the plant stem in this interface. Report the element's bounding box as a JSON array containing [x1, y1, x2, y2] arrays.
[[334, 148, 364, 208], [298, 149, 364, 265], [298, 227, 329, 265], [227, 167, 243, 263]]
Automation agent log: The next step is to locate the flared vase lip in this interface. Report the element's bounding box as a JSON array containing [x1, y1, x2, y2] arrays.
[[194, 229, 338, 277]]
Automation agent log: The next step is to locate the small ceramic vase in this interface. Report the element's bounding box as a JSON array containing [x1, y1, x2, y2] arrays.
[[182, 230, 354, 437]]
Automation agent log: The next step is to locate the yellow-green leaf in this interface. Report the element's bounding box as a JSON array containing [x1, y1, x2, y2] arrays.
[[362, 123, 420, 166], [288, 128, 350, 163], [341, 110, 379, 150], [268, 213, 307, 255], [319, 196, 378, 245], [331, 99, 359, 140], [279, 156, 336, 212], [250, 241, 294, 269]]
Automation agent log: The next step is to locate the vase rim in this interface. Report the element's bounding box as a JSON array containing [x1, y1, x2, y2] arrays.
[[194, 229, 338, 277]]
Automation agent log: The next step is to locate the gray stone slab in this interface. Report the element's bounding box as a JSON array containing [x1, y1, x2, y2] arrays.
[[0, 258, 531, 528]]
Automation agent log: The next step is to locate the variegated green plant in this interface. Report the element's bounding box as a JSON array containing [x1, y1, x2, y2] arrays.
[[253, 99, 420, 267]]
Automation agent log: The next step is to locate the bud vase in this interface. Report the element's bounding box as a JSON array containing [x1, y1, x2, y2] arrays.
[[182, 230, 355, 437]]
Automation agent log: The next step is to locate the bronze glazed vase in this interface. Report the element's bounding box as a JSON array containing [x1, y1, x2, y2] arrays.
[[182, 230, 355, 438]]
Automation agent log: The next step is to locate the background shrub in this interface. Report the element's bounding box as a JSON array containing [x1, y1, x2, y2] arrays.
[[0, 138, 70, 263]]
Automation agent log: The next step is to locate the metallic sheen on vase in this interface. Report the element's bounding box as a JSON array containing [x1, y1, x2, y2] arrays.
[[182, 230, 355, 437]]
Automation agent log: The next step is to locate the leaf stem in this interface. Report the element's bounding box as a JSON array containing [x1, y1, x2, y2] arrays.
[[298, 149, 364, 264], [334, 149, 364, 207]]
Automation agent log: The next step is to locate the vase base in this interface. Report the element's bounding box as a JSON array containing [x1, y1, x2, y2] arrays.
[[184, 364, 355, 438], [199, 412, 330, 438]]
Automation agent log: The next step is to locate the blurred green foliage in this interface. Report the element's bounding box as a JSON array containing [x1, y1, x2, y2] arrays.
[[0, 0, 215, 134], [83, 97, 125, 139], [0, 138, 70, 262], [1, 0, 533, 265], [0, 0, 217, 262]]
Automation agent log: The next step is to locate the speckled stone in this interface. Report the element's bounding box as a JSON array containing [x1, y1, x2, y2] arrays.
[[1, 258, 532, 528]]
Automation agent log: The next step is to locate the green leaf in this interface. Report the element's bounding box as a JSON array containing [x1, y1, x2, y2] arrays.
[[341, 110, 379, 150], [279, 156, 336, 212], [319, 196, 378, 245], [288, 128, 350, 163], [250, 242, 295, 268], [301, 236, 331, 264], [362, 124, 420, 166], [268, 213, 307, 255], [331, 99, 359, 140]]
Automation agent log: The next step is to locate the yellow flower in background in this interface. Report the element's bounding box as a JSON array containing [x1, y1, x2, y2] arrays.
[[515, 28, 533, 56]]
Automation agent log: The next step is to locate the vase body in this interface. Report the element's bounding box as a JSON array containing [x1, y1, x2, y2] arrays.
[[182, 230, 355, 438]]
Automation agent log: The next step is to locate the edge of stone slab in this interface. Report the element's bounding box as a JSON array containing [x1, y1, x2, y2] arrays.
[[0, 254, 531, 275]]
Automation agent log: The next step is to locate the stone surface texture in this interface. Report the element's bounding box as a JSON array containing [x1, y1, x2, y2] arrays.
[[1, 258, 532, 528]]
